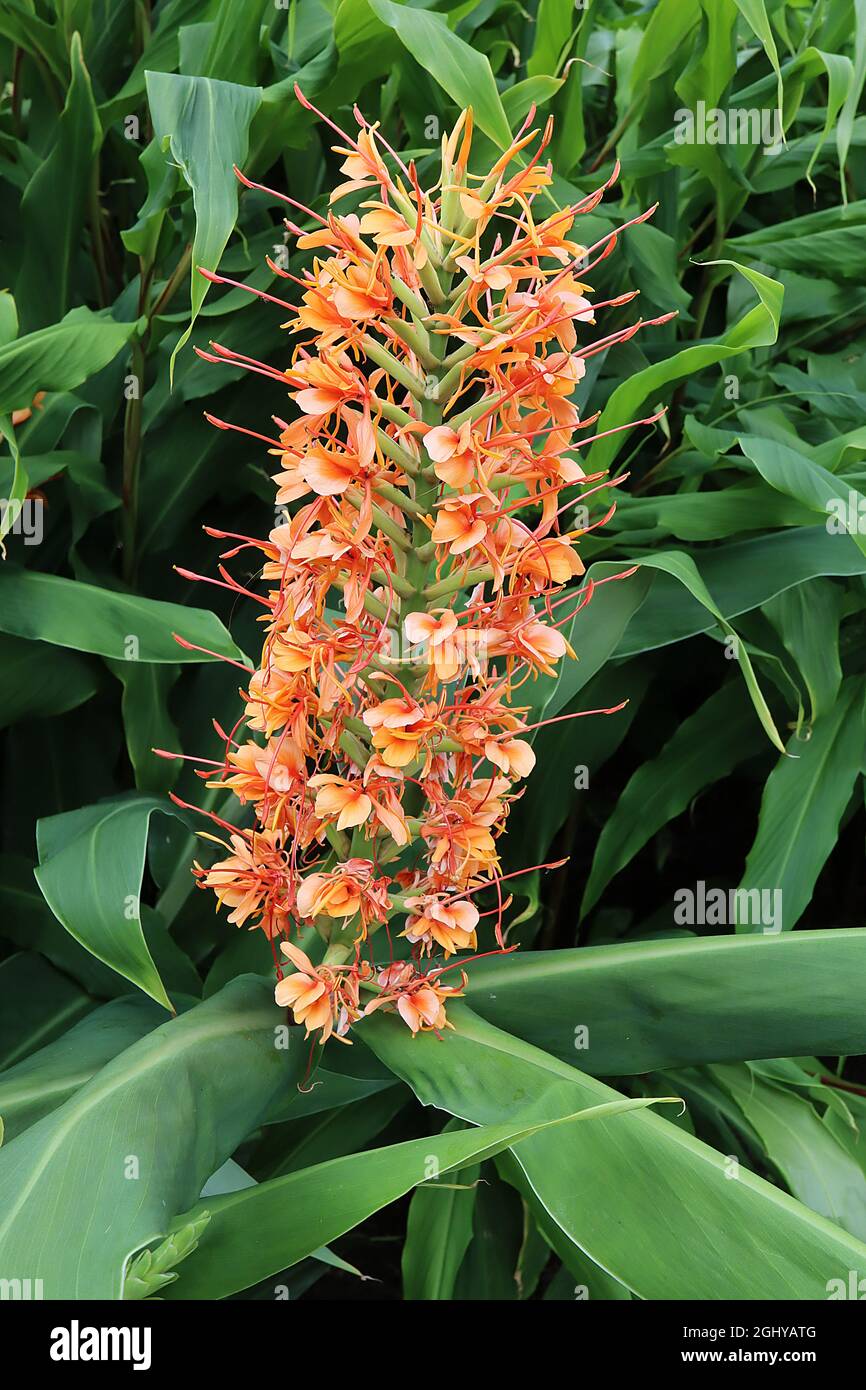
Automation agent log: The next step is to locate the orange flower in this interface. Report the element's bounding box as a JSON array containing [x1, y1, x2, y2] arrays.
[[402, 896, 479, 957], [308, 773, 372, 831], [275, 941, 369, 1043], [184, 96, 659, 1046], [364, 961, 466, 1034], [194, 829, 288, 933], [362, 697, 438, 769], [295, 859, 391, 935]]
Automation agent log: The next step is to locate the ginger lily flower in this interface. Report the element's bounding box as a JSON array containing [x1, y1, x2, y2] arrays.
[[181, 95, 662, 1044]]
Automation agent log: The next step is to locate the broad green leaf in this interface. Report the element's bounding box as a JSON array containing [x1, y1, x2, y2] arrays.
[[586, 262, 782, 476], [16, 34, 101, 332], [35, 797, 185, 1011], [164, 1095, 673, 1298], [368, 0, 512, 148], [735, 677, 866, 931], [581, 680, 765, 916], [0, 310, 137, 418], [0, 978, 304, 1299], [464, 929, 866, 1073], [0, 996, 165, 1143], [740, 434, 866, 557], [0, 567, 246, 663], [713, 1063, 866, 1240], [362, 1006, 866, 1300], [145, 71, 263, 374]]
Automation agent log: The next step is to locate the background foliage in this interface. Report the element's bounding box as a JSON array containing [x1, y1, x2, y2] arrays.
[[1, 0, 866, 1301]]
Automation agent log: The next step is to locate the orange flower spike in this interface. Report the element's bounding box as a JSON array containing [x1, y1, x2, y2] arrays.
[[185, 96, 664, 1044]]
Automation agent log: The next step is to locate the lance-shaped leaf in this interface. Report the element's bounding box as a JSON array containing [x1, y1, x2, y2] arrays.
[[0, 996, 166, 1142], [34, 797, 187, 1010], [463, 929, 866, 1074], [0, 567, 246, 664], [735, 677, 866, 931], [163, 1092, 675, 1299], [361, 1006, 866, 1300], [586, 262, 782, 475], [145, 71, 263, 375], [368, 0, 512, 149], [0, 978, 304, 1300]]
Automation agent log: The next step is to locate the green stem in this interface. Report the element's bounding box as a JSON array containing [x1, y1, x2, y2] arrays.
[[121, 337, 145, 585]]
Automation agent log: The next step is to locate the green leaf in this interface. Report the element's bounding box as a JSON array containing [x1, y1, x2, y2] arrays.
[[107, 659, 181, 793], [0, 953, 92, 1072], [145, 71, 263, 375], [629, 0, 701, 98], [0, 567, 246, 663], [526, 0, 581, 79], [586, 262, 782, 476], [581, 681, 765, 916], [361, 1006, 866, 1300], [163, 1094, 673, 1298], [713, 1063, 866, 1240], [0, 635, 99, 729], [725, 201, 866, 282], [402, 1118, 479, 1300], [0, 977, 304, 1299], [16, 33, 102, 332], [740, 434, 866, 556], [0, 291, 18, 349], [464, 929, 866, 1073], [637, 550, 787, 751], [763, 579, 843, 723], [732, 0, 784, 120], [0, 310, 137, 418], [34, 797, 184, 1011], [0, 996, 166, 1143], [617, 528, 866, 658], [735, 677, 866, 931], [368, 0, 512, 148]]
